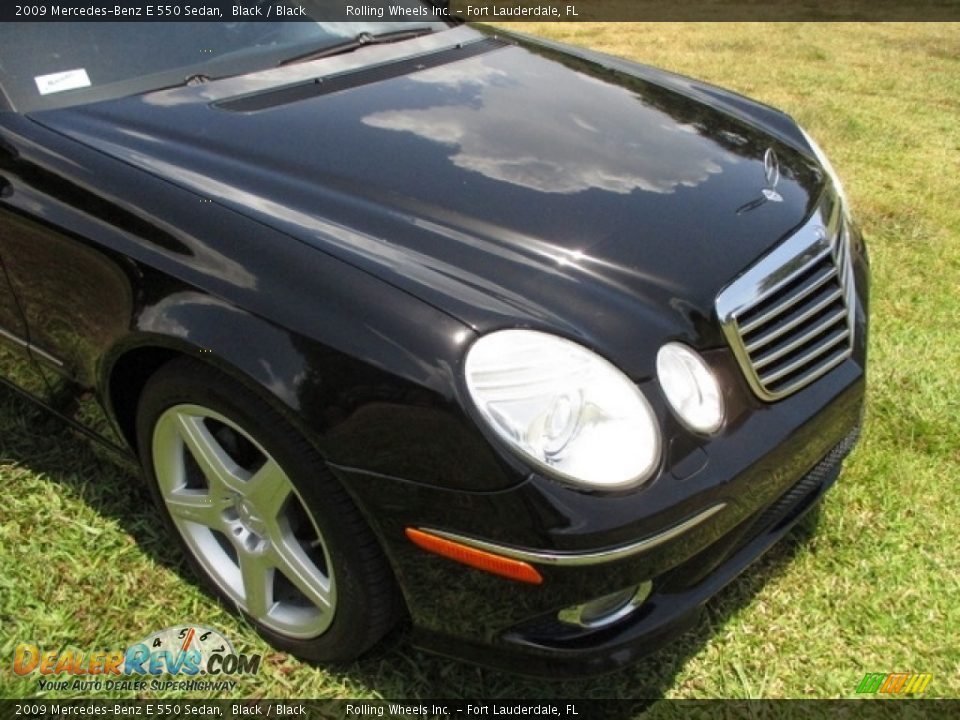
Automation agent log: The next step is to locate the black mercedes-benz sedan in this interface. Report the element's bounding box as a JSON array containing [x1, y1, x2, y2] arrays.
[[0, 15, 868, 676]]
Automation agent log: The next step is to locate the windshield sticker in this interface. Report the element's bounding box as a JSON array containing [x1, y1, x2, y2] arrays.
[[34, 68, 91, 96]]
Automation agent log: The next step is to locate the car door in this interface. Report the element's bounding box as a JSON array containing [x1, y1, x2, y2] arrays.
[[0, 137, 56, 400], [0, 253, 49, 400], [0, 115, 132, 451]]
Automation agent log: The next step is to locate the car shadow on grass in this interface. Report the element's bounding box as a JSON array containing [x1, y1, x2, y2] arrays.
[[0, 385, 822, 708]]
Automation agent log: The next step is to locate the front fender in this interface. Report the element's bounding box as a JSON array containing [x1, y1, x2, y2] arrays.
[[104, 282, 520, 493]]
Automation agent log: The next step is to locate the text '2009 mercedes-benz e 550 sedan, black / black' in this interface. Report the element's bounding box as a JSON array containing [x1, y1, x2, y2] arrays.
[[0, 12, 867, 675]]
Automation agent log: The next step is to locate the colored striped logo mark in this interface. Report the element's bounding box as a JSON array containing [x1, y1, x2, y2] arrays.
[[856, 672, 932, 694]]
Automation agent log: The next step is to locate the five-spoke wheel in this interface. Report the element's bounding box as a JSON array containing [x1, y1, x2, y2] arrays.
[[152, 404, 335, 639], [137, 358, 399, 661]]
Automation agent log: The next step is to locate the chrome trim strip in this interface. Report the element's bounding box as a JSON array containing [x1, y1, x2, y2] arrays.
[[0, 324, 29, 350], [0, 324, 65, 368], [557, 580, 653, 628], [838, 217, 858, 341], [419, 503, 726, 567], [29, 342, 65, 368]]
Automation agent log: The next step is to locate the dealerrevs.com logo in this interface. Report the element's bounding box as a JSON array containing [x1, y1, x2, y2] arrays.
[[13, 625, 262, 693]]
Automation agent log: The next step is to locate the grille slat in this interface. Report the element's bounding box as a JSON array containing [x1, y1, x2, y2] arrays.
[[768, 345, 850, 395], [752, 307, 849, 370], [739, 263, 838, 334], [716, 198, 856, 401], [744, 285, 844, 352], [738, 247, 833, 329], [759, 327, 850, 384]]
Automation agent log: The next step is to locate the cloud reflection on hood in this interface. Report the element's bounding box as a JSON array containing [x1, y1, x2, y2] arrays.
[[362, 56, 732, 195]]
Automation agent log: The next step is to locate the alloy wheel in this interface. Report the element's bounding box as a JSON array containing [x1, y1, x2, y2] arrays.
[[151, 404, 335, 638]]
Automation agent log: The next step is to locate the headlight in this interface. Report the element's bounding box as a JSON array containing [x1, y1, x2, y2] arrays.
[[799, 125, 851, 214], [464, 330, 660, 489], [656, 343, 724, 434]]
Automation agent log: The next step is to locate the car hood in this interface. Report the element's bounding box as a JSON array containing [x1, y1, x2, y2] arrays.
[[33, 26, 825, 376]]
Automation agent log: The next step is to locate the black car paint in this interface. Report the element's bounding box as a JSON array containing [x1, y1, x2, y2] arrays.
[[28, 31, 826, 366], [0, 25, 867, 674], [0, 108, 507, 489]]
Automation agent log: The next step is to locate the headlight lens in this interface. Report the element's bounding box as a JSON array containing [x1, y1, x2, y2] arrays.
[[464, 330, 660, 489], [656, 343, 724, 434], [799, 125, 851, 214]]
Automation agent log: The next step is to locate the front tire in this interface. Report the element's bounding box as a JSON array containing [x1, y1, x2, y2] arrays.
[[136, 358, 399, 662]]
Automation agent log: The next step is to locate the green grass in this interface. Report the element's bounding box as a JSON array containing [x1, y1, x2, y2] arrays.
[[1, 22, 958, 703]]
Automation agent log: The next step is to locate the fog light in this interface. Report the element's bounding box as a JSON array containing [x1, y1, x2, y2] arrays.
[[657, 343, 724, 434], [557, 581, 652, 628]]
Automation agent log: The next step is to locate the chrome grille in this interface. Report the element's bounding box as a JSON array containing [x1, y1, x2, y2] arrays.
[[716, 196, 856, 401]]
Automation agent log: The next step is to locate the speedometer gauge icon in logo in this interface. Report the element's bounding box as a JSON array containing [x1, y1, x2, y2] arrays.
[[132, 625, 235, 674], [126, 624, 263, 676]]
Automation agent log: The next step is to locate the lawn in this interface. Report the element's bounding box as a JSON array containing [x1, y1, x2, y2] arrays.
[[1, 22, 958, 703]]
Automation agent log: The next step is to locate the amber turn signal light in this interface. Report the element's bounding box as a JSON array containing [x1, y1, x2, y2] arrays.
[[405, 528, 543, 585]]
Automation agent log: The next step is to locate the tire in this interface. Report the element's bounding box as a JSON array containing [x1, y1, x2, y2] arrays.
[[135, 357, 400, 662]]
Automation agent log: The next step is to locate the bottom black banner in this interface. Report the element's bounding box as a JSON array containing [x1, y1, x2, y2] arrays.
[[0, 700, 957, 720]]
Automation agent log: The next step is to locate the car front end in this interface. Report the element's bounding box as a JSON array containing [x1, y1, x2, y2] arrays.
[[308, 30, 870, 675], [9, 19, 869, 674], [338, 184, 868, 675]]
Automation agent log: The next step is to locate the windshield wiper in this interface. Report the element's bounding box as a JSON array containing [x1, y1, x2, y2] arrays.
[[278, 28, 435, 66]]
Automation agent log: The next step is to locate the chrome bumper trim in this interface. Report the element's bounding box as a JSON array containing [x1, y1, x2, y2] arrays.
[[419, 503, 726, 567]]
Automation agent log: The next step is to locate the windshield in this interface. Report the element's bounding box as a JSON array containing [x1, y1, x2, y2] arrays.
[[0, 9, 450, 112]]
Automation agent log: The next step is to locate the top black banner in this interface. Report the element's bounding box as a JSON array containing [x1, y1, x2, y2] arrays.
[[2, 0, 960, 22]]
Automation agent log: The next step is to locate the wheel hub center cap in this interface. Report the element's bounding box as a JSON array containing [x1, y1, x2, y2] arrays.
[[236, 498, 267, 537]]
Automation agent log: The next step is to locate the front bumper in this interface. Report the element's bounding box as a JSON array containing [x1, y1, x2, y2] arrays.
[[331, 367, 865, 675], [405, 423, 860, 677], [487, 425, 859, 676]]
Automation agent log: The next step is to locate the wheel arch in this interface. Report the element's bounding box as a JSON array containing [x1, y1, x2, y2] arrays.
[[107, 344, 182, 450], [103, 292, 318, 457]]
